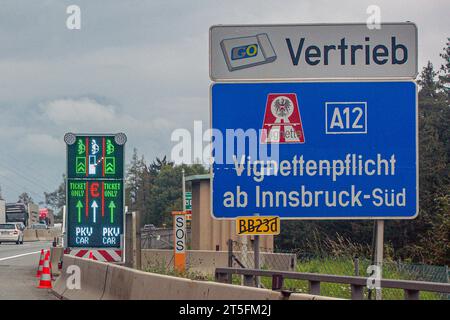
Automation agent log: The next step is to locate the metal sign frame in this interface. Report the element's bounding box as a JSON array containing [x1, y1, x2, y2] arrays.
[[64, 133, 126, 261]]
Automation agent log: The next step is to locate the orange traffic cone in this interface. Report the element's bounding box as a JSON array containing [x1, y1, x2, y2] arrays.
[[37, 251, 52, 289], [36, 249, 45, 278]]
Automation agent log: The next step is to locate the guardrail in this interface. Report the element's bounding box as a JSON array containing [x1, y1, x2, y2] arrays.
[[215, 267, 450, 300]]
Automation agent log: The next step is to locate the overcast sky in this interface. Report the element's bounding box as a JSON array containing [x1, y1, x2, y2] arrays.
[[0, 0, 448, 203]]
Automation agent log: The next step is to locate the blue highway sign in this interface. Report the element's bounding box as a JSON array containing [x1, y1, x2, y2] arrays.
[[211, 82, 417, 219]]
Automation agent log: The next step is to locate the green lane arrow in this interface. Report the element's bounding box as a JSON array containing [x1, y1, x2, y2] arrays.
[[76, 200, 83, 223], [76, 157, 86, 174], [108, 201, 116, 223]]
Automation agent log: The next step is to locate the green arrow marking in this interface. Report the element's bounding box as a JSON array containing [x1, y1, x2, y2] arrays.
[[76, 157, 86, 174], [104, 157, 115, 174], [76, 200, 83, 223], [108, 201, 116, 223]]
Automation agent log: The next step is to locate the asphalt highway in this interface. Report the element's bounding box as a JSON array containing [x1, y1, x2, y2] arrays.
[[0, 241, 57, 300]]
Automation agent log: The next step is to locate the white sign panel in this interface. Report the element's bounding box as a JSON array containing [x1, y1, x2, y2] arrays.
[[210, 23, 417, 81], [174, 214, 186, 253]]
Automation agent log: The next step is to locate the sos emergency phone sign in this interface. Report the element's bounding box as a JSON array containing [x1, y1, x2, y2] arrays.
[[173, 211, 186, 272]]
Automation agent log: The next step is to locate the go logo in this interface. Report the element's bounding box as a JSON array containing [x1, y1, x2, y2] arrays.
[[231, 44, 259, 60]]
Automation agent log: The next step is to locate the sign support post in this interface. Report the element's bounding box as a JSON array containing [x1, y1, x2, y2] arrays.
[[375, 220, 384, 300], [254, 235, 260, 287], [62, 205, 66, 248], [182, 169, 186, 212]]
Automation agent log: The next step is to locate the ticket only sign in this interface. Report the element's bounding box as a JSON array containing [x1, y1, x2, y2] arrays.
[[67, 180, 123, 247], [65, 133, 126, 248], [211, 82, 418, 219]]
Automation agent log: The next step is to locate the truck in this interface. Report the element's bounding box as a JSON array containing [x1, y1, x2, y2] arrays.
[[5, 202, 39, 227], [0, 200, 5, 224], [39, 208, 54, 227]]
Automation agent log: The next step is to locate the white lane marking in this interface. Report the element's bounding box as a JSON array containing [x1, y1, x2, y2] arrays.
[[0, 250, 42, 262]]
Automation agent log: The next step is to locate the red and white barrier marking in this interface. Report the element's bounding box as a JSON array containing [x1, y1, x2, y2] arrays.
[[68, 249, 122, 262]]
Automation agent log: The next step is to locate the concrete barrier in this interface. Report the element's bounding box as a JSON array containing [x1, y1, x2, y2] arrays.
[[53, 255, 331, 300], [36, 229, 53, 241], [23, 229, 38, 242], [102, 263, 135, 300], [53, 255, 109, 300], [31, 229, 62, 241], [50, 229, 61, 238], [36, 229, 47, 241], [53, 255, 76, 299], [64, 258, 109, 300], [23, 228, 61, 242]]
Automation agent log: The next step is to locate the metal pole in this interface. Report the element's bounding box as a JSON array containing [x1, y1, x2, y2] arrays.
[[375, 220, 384, 300], [182, 168, 186, 212], [241, 235, 248, 286], [62, 205, 66, 248], [242, 235, 248, 267], [136, 211, 141, 270], [227, 239, 233, 284], [368, 220, 377, 300], [228, 239, 233, 268], [354, 255, 359, 276], [254, 235, 260, 287], [132, 212, 137, 269], [124, 211, 133, 267]]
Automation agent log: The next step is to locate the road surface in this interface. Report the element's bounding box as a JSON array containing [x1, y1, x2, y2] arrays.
[[0, 241, 58, 299]]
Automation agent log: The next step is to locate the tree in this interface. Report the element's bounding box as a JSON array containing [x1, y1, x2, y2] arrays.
[[44, 175, 66, 218], [438, 37, 450, 100], [144, 162, 206, 227], [18, 192, 33, 206], [417, 61, 439, 99], [125, 148, 146, 212], [150, 156, 174, 174]]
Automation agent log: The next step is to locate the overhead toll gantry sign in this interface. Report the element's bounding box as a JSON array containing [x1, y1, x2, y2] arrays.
[[64, 133, 127, 261]]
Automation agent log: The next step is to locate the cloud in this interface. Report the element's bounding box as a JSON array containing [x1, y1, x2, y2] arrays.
[[38, 97, 175, 133], [41, 98, 117, 124], [0, 0, 448, 202], [17, 133, 64, 157]]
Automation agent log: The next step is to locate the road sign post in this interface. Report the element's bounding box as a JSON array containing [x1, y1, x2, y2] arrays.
[[375, 220, 384, 300], [254, 234, 260, 287], [64, 133, 127, 262], [209, 23, 419, 286]]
